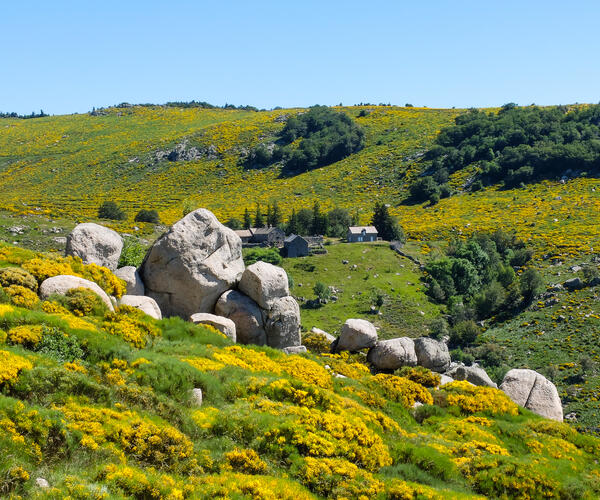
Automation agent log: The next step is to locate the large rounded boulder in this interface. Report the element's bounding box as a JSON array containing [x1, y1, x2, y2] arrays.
[[264, 296, 301, 349], [238, 261, 289, 309], [114, 266, 145, 296], [500, 369, 563, 421], [140, 209, 244, 318], [367, 337, 417, 370], [336, 319, 378, 352], [39, 275, 114, 311], [414, 337, 451, 372], [66, 223, 123, 270], [215, 290, 266, 345]]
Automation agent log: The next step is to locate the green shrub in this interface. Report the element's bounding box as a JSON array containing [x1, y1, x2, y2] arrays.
[[519, 268, 544, 303], [62, 287, 108, 317], [119, 237, 148, 268], [0, 267, 38, 291], [35, 326, 85, 362], [98, 201, 126, 220], [134, 209, 160, 223], [243, 247, 282, 266], [449, 320, 481, 348]]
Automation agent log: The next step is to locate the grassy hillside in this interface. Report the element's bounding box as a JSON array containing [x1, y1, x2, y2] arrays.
[[282, 241, 440, 339], [4, 103, 600, 435], [1, 242, 600, 498], [0, 105, 458, 226]]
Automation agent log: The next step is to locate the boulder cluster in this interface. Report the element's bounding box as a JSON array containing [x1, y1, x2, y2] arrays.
[[50, 209, 563, 423], [317, 318, 564, 422], [54, 209, 301, 350]]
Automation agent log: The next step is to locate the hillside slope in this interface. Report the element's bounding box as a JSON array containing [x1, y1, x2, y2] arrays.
[[1, 242, 600, 499], [0, 105, 458, 225]]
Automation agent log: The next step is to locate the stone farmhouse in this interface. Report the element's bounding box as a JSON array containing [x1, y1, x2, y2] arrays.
[[347, 226, 378, 243]]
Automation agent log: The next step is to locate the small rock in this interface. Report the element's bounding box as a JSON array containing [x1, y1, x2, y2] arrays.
[[35, 478, 50, 489], [119, 295, 162, 320], [310, 327, 336, 343], [282, 345, 307, 355], [191, 388, 203, 406], [564, 277, 584, 291], [190, 312, 236, 342]]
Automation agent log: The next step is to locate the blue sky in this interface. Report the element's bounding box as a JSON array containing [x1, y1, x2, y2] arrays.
[[2, 1, 599, 115]]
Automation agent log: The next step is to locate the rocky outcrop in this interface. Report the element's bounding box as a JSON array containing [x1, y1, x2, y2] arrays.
[[446, 364, 497, 388], [119, 295, 162, 320], [66, 223, 123, 270], [39, 275, 114, 311], [336, 319, 378, 352], [500, 369, 563, 421], [414, 337, 451, 372], [239, 261, 289, 309], [264, 296, 301, 349], [114, 266, 145, 295], [215, 290, 266, 345], [367, 337, 417, 370], [190, 312, 236, 342], [140, 209, 244, 318]]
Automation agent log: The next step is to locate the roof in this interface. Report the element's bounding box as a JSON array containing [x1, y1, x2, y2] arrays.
[[348, 226, 378, 235], [284, 234, 308, 244], [234, 229, 253, 238], [252, 226, 282, 235]]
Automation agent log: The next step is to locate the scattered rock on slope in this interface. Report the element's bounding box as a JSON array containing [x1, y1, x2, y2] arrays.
[[66, 223, 123, 270], [39, 275, 114, 311], [140, 209, 244, 318], [367, 337, 417, 370], [500, 368, 563, 422]]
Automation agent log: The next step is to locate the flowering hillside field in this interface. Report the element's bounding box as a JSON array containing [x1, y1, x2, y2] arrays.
[[1, 242, 600, 498]]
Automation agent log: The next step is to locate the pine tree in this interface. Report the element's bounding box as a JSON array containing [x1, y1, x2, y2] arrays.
[[266, 204, 273, 226], [243, 208, 252, 229], [287, 208, 299, 235], [254, 203, 264, 227], [271, 200, 282, 227], [371, 202, 405, 242], [311, 201, 329, 235]]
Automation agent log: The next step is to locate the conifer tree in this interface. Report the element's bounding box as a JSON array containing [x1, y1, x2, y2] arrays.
[[254, 203, 264, 227], [243, 208, 252, 229], [287, 208, 299, 235], [371, 202, 405, 242]]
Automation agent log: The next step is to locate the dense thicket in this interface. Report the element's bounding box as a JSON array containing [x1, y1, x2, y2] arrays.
[[246, 106, 365, 174], [411, 104, 600, 202], [424, 230, 542, 347]]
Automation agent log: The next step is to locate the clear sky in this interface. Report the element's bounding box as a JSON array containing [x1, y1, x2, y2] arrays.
[[2, 0, 599, 115]]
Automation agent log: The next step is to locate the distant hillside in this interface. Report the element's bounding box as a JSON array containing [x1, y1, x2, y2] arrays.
[[0, 104, 458, 228]]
